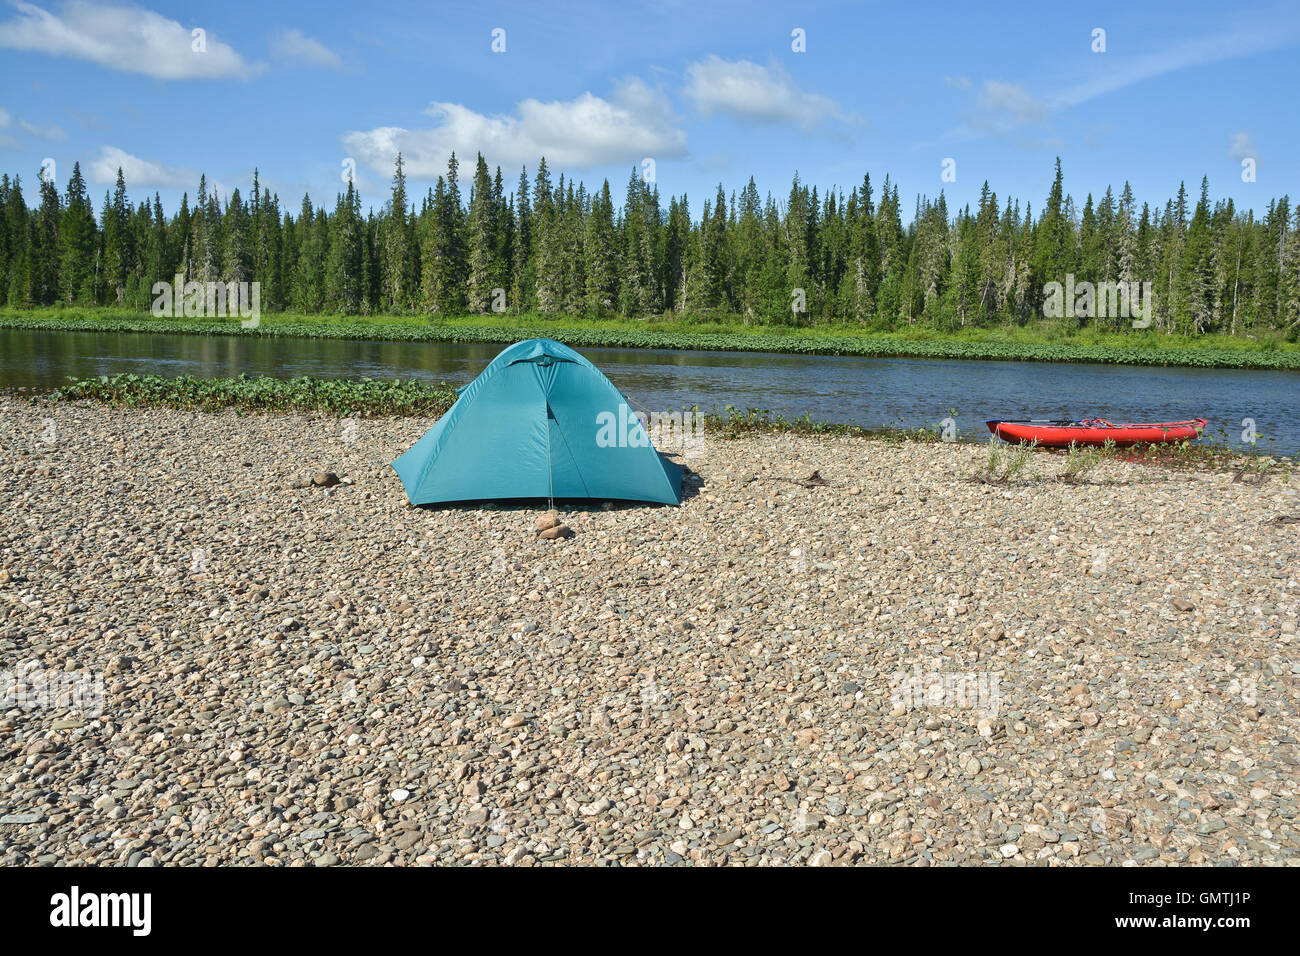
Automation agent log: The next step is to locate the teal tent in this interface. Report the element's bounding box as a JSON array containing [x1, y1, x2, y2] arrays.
[[391, 339, 682, 506]]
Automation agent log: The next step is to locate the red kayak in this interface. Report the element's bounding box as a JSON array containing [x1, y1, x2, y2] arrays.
[[986, 418, 1207, 448]]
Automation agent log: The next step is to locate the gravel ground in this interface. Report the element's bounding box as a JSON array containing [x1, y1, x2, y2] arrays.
[[1, 396, 1297, 866]]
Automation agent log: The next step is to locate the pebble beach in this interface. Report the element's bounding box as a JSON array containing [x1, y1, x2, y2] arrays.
[[1, 396, 1297, 866]]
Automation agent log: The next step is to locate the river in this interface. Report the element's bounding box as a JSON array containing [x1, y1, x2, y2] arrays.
[[2, 326, 1296, 453]]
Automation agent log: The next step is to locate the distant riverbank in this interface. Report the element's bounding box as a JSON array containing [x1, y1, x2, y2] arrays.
[[3, 308, 1298, 370]]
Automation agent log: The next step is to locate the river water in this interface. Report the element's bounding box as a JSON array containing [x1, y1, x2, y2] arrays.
[[2, 327, 1296, 453]]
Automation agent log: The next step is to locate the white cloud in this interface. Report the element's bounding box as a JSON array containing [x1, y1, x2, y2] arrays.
[[343, 78, 687, 176], [941, 17, 1299, 147], [1228, 131, 1257, 159], [1047, 20, 1300, 111], [682, 55, 854, 128], [973, 80, 1048, 128], [944, 75, 972, 90], [271, 28, 343, 70], [18, 118, 66, 141], [0, 1, 263, 80], [0, 105, 66, 144], [88, 146, 196, 189]]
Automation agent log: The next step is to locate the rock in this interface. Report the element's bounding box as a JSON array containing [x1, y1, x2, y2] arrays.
[[312, 471, 341, 487], [535, 513, 561, 531], [390, 788, 410, 802], [504, 846, 528, 865], [502, 713, 527, 729], [1171, 598, 1195, 612], [538, 524, 573, 540], [0, 813, 41, 825], [394, 830, 423, 851]]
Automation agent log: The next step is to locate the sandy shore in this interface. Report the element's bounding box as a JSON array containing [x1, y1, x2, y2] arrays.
[[1, 396, 1297, 866]]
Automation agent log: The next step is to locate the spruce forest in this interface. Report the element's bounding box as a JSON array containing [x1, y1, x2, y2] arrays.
[[1, 153, 1297, 338]]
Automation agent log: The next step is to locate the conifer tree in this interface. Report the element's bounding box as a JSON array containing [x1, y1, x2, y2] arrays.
[[34, 171, 61, 305], [466, 153, 497, 312], [381, 154, 413, 311], [59, 161, 97, 304], [584, 179, 617, 315], [324, 179, 363, 312]]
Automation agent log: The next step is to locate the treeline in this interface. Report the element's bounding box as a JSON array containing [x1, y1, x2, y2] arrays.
[[1, 154, 1297, 336]]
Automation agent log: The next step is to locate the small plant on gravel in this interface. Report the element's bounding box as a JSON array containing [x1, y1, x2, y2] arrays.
[[1002, 440, 1037, 482], [1061, 439, 1115, 483], [704, 406, 943, 443], [974, 435, 1039, 484], [985, 435, 1005, 475]]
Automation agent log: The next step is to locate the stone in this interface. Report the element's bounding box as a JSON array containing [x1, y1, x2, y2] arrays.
[[0, 813, 41, 825]]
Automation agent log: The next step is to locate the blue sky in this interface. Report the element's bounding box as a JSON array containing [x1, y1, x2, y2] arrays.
[[1, 0, 1296, 220]]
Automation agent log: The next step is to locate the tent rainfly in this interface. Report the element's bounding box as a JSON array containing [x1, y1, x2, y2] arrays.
[[390, 338, 682, 506]]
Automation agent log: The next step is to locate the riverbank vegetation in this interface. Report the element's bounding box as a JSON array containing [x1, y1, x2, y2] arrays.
[[4, 308, 1298, 369], [45, 373, 458, 417], [1, 154, 1297, 341], [36, 374, 1292, 476]]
